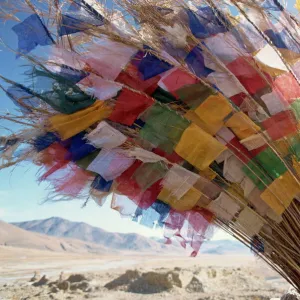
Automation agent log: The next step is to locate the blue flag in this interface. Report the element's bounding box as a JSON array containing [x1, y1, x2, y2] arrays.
[[59, 0, 105, 36], [186, 9, 208, 39], [91, 175, 113, 192], [66, 132, 97, 161], [6, 85, 41, 113], [151, 200, 171, 228], [138, 47, 173, 80], [33, 132, 59, 152], [12, 14, 54, 58], [265, 29, 300, 53], [133, 200, 170, 228], [186, 7, 229, 39], [185, 45, 214, 78]]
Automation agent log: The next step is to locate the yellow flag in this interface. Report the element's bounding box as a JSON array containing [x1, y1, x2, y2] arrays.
[[175, 123, 227, 170], [295, 0, 300, 12], [158, 187, 202, 211], [260, 171, 300, 216], [194, 93, 233, 135], [225, 112, 261, 140], [49, 101, 112, 140]]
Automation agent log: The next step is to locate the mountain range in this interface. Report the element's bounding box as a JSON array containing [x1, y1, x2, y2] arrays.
[[0, 217, 250, 255], [0, 220, 108, 253], [12, 217, 174, 252]]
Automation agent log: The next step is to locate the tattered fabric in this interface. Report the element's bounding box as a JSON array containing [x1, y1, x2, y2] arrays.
[[162, 165, 200, 200], [109, 89, 154, 126], [59, 0, 105, 36], [49, 101, 112, 140], [87, 148, 135, 181], [85, 121, 127, 149], [175, 123, 227, 170], [139, 103, 190, 153], [12, 14, 54, 57], [260, 171, 300, 215]]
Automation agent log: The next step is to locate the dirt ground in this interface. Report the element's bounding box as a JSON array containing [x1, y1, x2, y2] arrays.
[[0, 246, 289, 300]]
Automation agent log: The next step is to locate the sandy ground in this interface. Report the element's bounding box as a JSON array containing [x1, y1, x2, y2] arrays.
[[0, 246, 289, 300]]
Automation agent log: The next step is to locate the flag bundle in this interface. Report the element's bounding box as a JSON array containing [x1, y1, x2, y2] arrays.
[[1, 0, 300, 290]]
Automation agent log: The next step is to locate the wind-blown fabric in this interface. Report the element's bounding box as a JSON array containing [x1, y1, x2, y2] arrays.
[[237, 207, 265, 237], [28, 68, 96, 114], [59, 0, 105, 36], [83, 38, 137, 81], [12, 14, 54, 57], [175, 123, 227, 170], [208, 192, 241, 221], [139, 103, 190, 153], [159, 68, 197, 95], [109, 88, 154, 126], [137, 47, 173, 80], [6, 85, 42, 114], [194, 93, 233, 135], [49, 101, 112, 140], [33, 133, 59, 152], [87, 148, 135, 181], [65, 132, 97, 161], [260, 171, 300, 215], [125, 148, 169, 163], [186, 7, 229, 38], [85, 121, 127, 149], [5, 0, 300, 284], [133, 162, 169, 190], [91, 174, 113, 193], [185, 45, 214, 78], [78, 75, 122, 100], [162, 165, 200, 200]]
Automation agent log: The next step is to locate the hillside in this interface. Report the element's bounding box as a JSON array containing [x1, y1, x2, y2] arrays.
[[0, 221, 108, 254], [13, 217, 173, 252], [200, 240, 250, 255], [13, 217, 250, 255]]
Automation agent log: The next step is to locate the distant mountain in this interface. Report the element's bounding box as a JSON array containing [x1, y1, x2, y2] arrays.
[[200, 240, 250, 255], [13, 217, 174, 252], [151, 237, 250, 255], [0, 221, 108, 254], [13, 217, 250, 255]]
